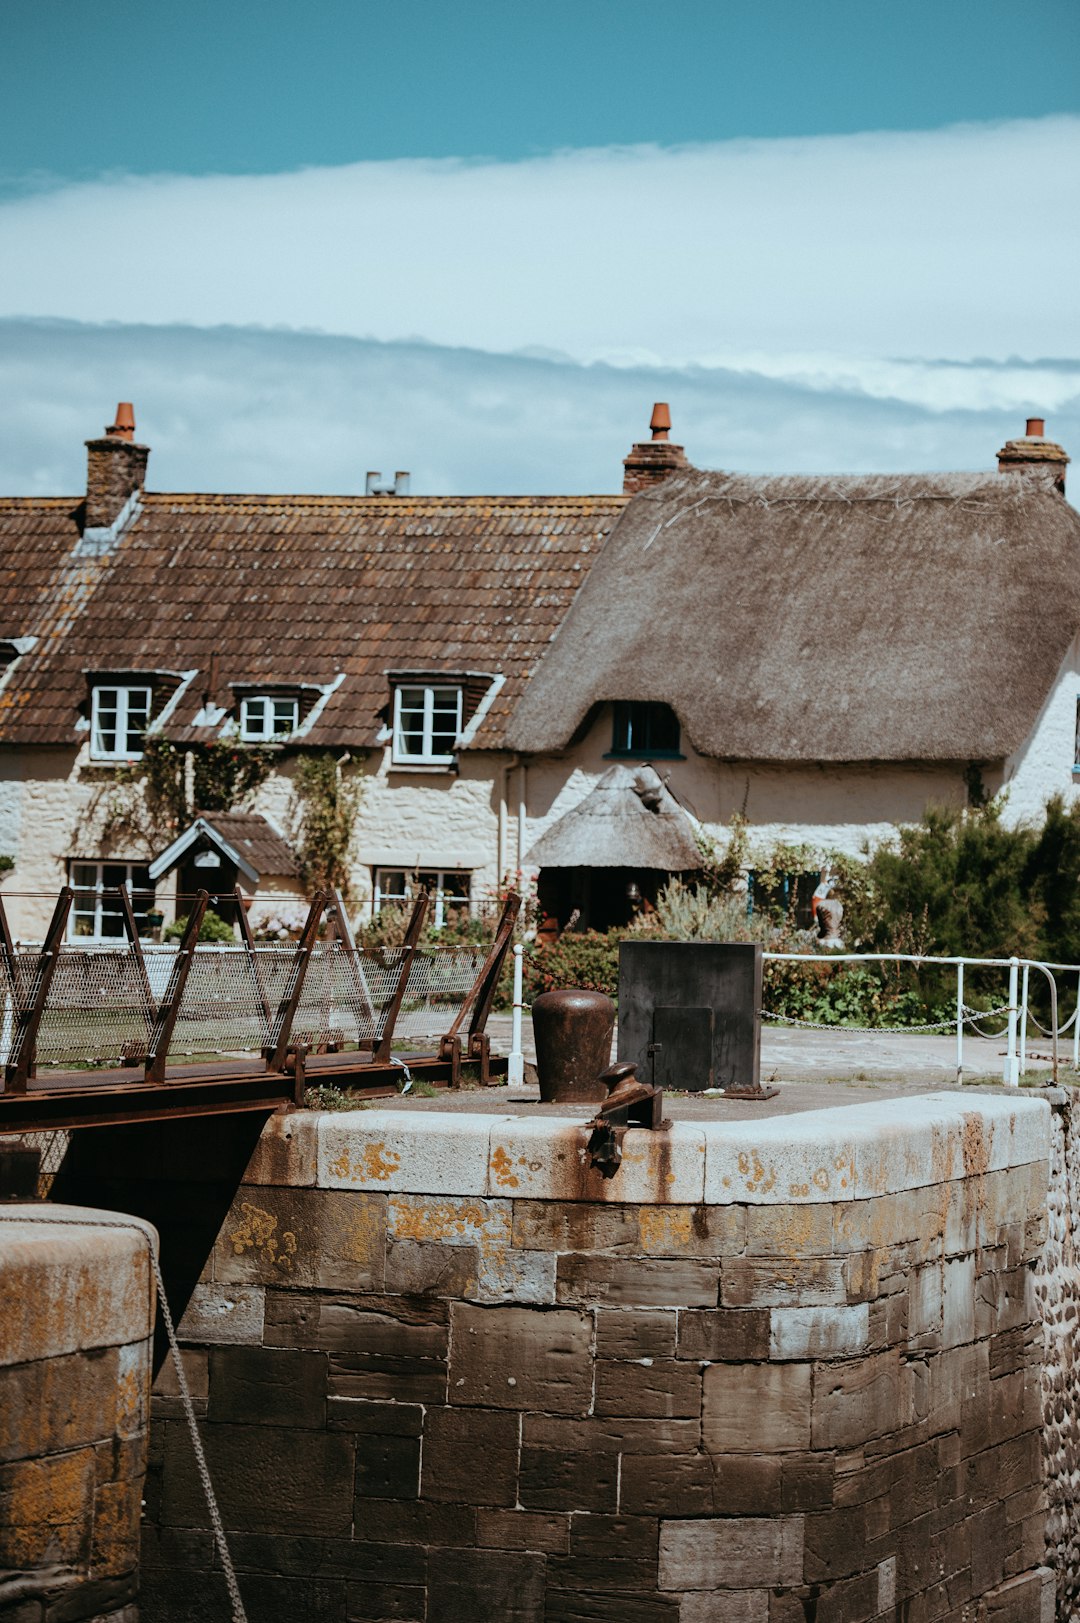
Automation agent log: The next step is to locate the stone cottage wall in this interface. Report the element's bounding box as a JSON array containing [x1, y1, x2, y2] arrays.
[[0, 1205, 156, 1623], [134, 1094, 1055, 1623]]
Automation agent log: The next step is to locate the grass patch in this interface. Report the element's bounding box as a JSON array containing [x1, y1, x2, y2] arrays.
[[302, 1084, 372, 1112]]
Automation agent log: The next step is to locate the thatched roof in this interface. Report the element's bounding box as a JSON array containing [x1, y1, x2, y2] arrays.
[[506, 469, 1080, 763], [525, 764, 701, 869]]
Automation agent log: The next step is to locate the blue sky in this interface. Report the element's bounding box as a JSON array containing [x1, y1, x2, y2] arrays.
[[0, 3, 1077, 495]]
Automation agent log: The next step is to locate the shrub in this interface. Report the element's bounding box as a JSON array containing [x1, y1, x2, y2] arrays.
[[520, 930, 623, 1001], [163, 908, 236, 943]]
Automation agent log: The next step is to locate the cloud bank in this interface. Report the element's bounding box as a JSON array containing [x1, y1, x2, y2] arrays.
[[2, 320, 1076, 501], [1, 119, 1076, 368]]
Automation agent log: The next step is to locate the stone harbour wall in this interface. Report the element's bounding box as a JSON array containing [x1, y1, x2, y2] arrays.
[[135, 1093, 1058, 1623], [0, 1205, 156, 1623], [1036, 1089, 1080, 1617]]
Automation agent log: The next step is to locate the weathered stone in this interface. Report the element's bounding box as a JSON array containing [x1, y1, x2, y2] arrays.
[[176, 1284, 265, 1346], [488, 1119, 707, 1206], [0, 1448, 95, 1570], [677, 1308, 769, 1362], [345, 1578, 426, 1620], [745, 1201, 837, 1257], [811, 1351, 900, 1450], [386, 1193, 556, 1304], [678, 1594, 767, 1623], [780, 1454, 835, 1513], [319, 1110, 491, 1197], [657, 1515, 804, 1590], [242, 1110, 319, 1188], [353, 1434, 421, 1501], [327, 1399, 424, 1436], [524, 1413, 701, 1457], [556, 1254, 719, 1309], [352, 1497, 476, 1548], [0, 1208, 155, 1367], [214, 1187, 386, 1292], [449, 1303, 592, 1414], [422, 1408, 519, 1506], [384, 1239, 479, 1298], [593, 1360, 701, 1419], [476, 1509, 570, 1553], [207, 1345, 327, 1428], [518, 1446, 619, 1513], [547, 1554, 661, 1593], [427, 1546, 546, 1623], [769, 1304, 869, 1361], [0, 1347, 121, 1463], [511, 1201, 641, 1254], [721, 1258, 846, 1309], [595, 1309, 677, 1361], [568, 1514, 658, 1558], [544, 1592, 680, 1622], [152, 1347, 208, 1420], [323, 1298, 449, 1404], [160, 1423, 356, 1535], [703, 1362, 811, 1453]]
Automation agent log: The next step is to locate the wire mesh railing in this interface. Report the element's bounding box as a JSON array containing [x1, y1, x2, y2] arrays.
[[0, 939, 500, 1072]]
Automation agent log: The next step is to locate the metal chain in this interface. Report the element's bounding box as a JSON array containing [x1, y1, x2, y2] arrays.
[[761, 1000, 1013, 1036], [0, 1211, 248, 1623]]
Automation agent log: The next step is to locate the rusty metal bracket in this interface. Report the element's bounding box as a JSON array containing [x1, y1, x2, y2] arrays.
[[439, 893, 520, 1079], [117, 883, 156, 1020], [5, 888, 73, 1093], [372, 890, 429, 1065], [145, 889, 208, 1084], [235, 884, 273, 1040], [584, 1062, 668, 1180], [264, 891, 327, 1073], [330, 886, 376, 1035]]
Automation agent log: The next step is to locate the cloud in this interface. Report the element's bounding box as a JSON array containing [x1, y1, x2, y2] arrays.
[[0, 119, 1076, 367], [1, 319, 1076, 501]]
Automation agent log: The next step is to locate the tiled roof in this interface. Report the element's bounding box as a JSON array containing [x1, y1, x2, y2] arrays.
[[0, 493, 624, 749]]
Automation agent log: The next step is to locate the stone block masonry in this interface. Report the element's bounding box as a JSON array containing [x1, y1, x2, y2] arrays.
[[0, 1204, 156, 1623], [132, 1094, 1058, 1623]]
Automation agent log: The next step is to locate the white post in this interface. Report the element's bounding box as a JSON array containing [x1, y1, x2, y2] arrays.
[[1073, 969, 1080, 1070], [507, 943, 525, 1086], [1020, 962, 1030, 1079], [955, 961, 964, 1086], [1005, 957, 1020, 1087]]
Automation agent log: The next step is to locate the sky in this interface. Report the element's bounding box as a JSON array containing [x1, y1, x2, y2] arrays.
[[0, 2, 1078, 496]]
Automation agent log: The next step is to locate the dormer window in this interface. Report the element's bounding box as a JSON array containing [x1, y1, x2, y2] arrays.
[[393, 684, 463, 765], [609, 701, 682, 759], [240, 694, 299, 741], [90, 684, 152, 760]]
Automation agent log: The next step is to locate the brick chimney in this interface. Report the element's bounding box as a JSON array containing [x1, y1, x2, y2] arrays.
[[622, 403, 690, 494], [997, 416, 1068, 496], [84, 403, 150, 530]]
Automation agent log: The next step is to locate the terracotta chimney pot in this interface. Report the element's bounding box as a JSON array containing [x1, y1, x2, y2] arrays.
[[623, 405, 689, 495], [650, 402, 672, 442], [109, 402, 136, 441], [1025, 417, 1045, 438]]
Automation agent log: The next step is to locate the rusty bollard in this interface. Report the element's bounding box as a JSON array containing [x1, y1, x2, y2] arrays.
[[531, 988, 615, 1105]]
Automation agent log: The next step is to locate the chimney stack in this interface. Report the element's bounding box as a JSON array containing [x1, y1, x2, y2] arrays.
[[84, 403, 149, 530], [622, 403, 690, 494], [997, 416, 1068, 496]]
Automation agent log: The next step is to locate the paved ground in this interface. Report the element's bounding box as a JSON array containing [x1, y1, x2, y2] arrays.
[[371, 1013, 1066, 1123]]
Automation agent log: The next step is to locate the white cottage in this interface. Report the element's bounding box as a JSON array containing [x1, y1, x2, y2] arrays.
[[0, 403, 1074, 940]]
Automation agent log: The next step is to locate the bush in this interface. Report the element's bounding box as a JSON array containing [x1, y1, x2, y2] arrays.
[[163, 908, 237, 943], [520, 930, 623, 1001]]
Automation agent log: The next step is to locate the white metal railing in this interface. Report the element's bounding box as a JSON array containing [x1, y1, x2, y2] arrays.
[[762, 951, 1080, 1086]]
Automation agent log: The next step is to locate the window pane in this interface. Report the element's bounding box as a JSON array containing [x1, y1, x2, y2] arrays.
[[71, 911, 96, 937], [123, 688, 151, 753], [243, 698, 267, 738], [271, 699, 298, 735], [72, 863, 99, 889], [92, 689, 119, 755]]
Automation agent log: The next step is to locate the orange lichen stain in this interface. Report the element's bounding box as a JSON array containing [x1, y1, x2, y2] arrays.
[[390, 1196, 489, 1243], [345, 1199, 384, 1265], [812, 1168, 831, 1192], [960, 1115, 990, 1179], [490, 1146, 521, 1189], [327, 1149, 352, 1181], [789, 1182, 811, 1198], [357, 1142, 401, 1182], [834, 1152, 856, 1192], [740, 1149, 775, 1195], [229, 1202, 298, 1269], [638, 1207, 693, 1253], [115, 1367, 142, 1435]]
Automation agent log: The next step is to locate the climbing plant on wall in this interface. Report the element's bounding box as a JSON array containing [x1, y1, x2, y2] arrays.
[[291, 752, 364, 897], [91, 737, 275, 851]]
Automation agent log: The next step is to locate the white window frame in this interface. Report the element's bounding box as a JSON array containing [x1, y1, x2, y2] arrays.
[[90, 684, 152, 760], [68, 861, 155, 943], [240, 694, 300, 742], [372, 868, 472, 929], [392, 684, 463, 766]]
